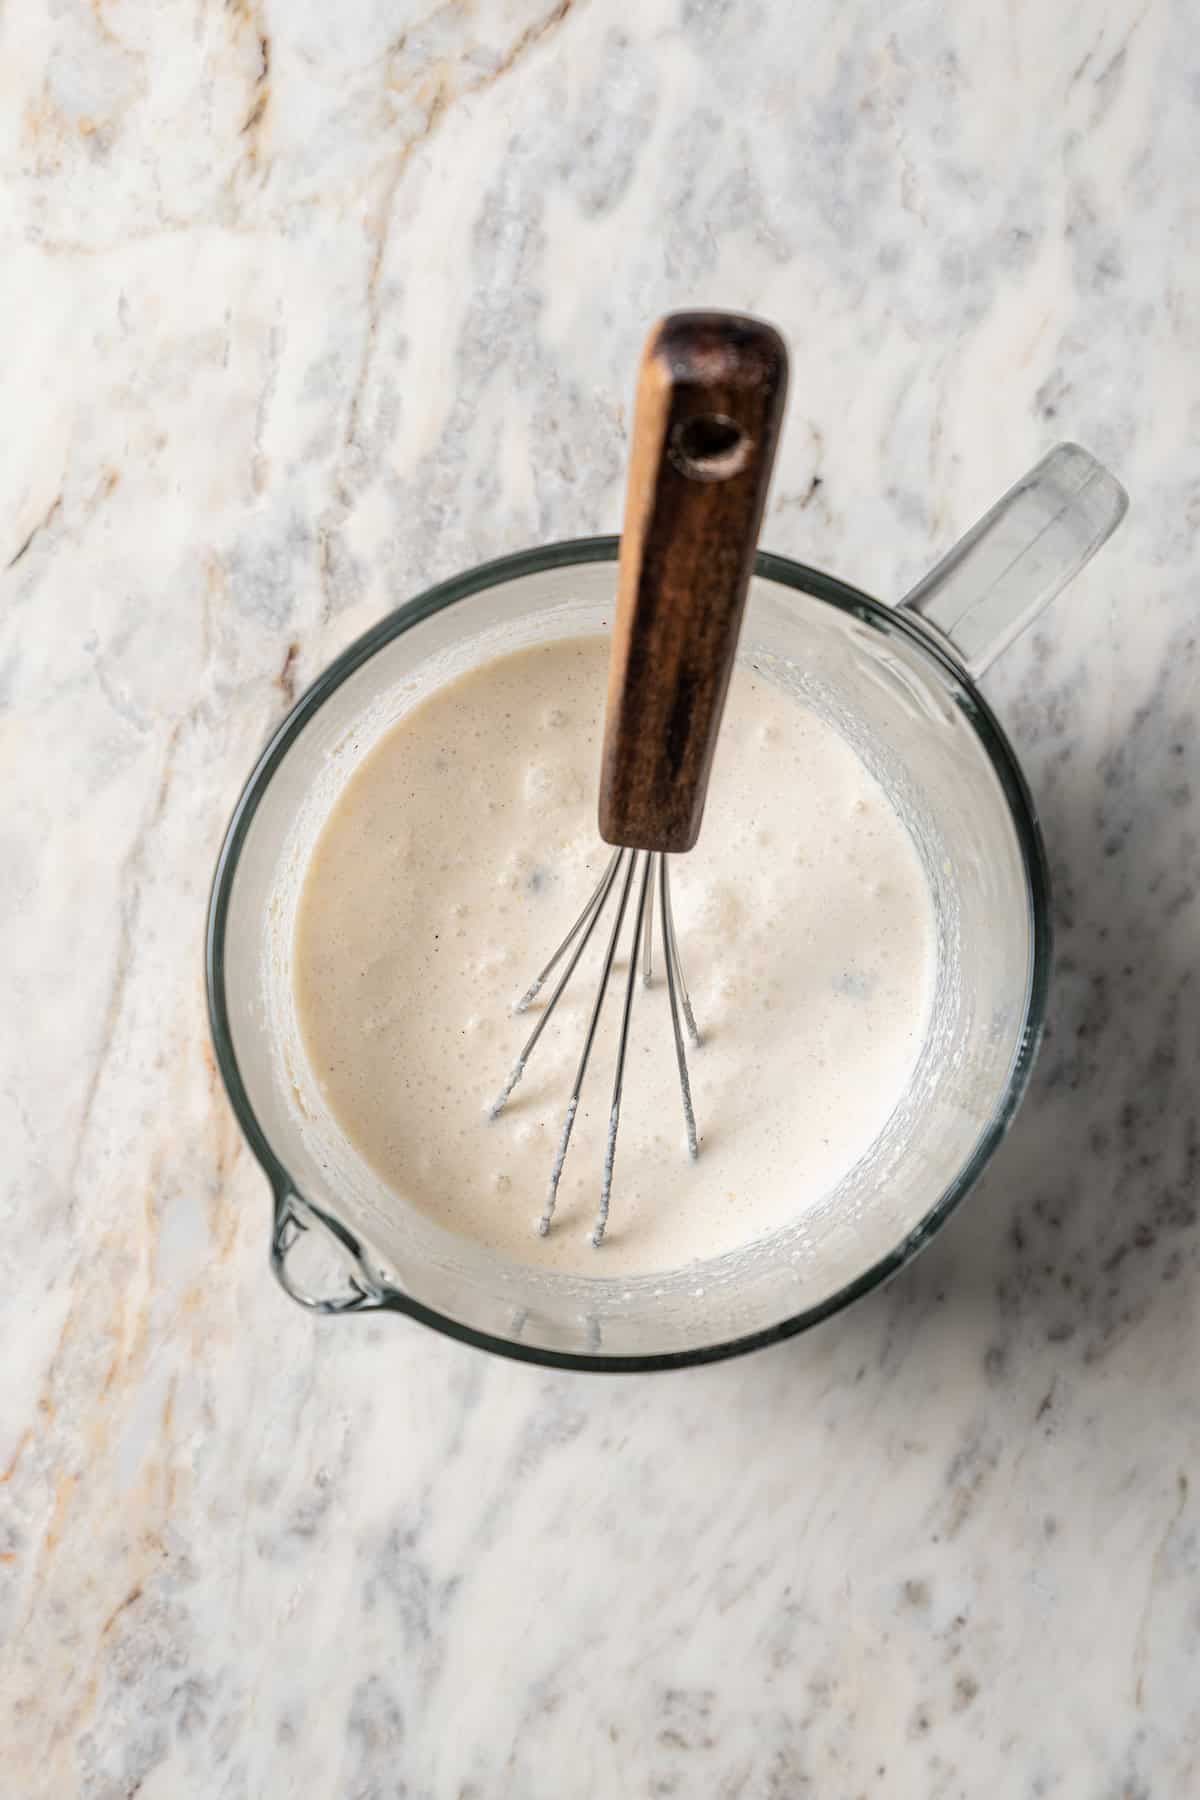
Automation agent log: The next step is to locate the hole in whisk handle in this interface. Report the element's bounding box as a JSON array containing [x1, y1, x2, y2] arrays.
[[669, 413, 752, 482]]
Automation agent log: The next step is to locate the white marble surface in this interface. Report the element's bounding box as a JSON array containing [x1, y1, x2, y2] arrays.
[[2, 0, 1199, 1792]]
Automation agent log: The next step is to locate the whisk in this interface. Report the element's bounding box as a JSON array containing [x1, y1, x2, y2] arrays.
[[490, 312, 788, 1245]]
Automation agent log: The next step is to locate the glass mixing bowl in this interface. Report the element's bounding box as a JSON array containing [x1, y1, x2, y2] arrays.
[[206, 445, 1125, 1369]]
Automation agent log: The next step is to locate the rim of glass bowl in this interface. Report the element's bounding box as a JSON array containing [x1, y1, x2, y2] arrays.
[[206, 538, 1051, 1373]]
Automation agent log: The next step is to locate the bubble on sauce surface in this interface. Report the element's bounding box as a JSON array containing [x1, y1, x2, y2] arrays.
[[522, 760, 584, 812], [474, 948, 513, 980], [687, 880, 745, 937]]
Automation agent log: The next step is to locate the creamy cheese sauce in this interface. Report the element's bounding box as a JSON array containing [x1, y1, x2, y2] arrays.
[[293, 635, 936, 1275]]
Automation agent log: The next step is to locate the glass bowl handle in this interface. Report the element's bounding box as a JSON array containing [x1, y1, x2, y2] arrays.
[[271, 1191, 388, 1314], [899, 442, 1128, 677]]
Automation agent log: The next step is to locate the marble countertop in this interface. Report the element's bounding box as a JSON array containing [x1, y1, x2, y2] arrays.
[[3, 0, 1199, 1792]]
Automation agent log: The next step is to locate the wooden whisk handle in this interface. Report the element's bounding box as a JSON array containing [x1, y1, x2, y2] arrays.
[[599, 311, 789, 854]]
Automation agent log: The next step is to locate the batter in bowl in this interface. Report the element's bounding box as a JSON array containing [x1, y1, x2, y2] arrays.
[[292, 635, 936, 1277]]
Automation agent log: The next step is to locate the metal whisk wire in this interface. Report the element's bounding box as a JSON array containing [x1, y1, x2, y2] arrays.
[[489, 849, 701, 1245]]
